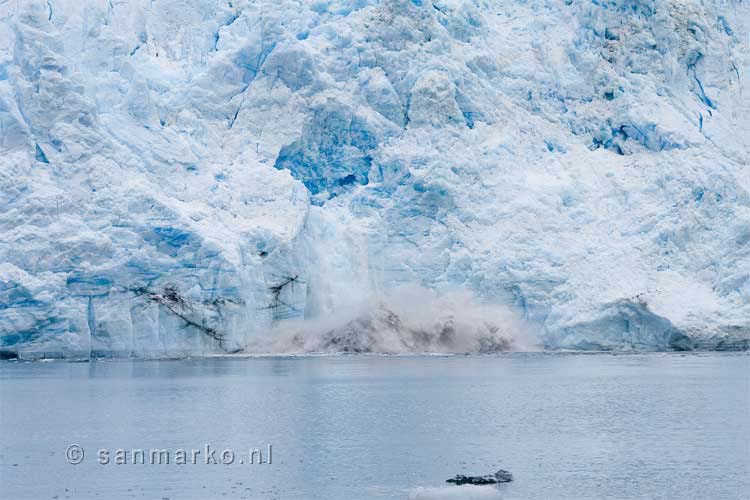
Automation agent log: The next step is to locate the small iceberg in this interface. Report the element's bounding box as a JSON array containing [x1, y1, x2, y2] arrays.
[[446, 469, 514, 485]]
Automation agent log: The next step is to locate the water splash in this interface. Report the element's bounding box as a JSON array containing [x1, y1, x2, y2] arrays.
[[247, 286, 536, 354]]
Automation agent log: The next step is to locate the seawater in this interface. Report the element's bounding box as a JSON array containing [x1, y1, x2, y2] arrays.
[[1, 353, 748, 499]]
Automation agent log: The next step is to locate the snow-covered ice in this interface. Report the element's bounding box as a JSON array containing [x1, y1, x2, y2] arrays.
[[0, 0, 748, 358]]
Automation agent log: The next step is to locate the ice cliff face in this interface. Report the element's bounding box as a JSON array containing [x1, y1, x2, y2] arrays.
[[0, 0, 748, 358]]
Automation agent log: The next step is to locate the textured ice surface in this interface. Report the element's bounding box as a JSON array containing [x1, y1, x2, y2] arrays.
[[0, 0, 748, 358]]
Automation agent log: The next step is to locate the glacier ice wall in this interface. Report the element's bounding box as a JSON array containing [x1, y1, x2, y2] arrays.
[[0, 0, 748, 358]]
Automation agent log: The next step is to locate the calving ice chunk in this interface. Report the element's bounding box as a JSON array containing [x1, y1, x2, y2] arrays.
[[0, 0, 748, 358]]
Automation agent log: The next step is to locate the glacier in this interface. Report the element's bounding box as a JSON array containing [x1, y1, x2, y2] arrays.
[[0, 0, 748, 359]]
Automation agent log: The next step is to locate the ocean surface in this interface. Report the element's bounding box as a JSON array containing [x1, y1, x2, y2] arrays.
[[1, 353, 748, 500]]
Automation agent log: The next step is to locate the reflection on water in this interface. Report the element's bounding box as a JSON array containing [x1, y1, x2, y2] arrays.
[[1, 353, 748, 500]]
